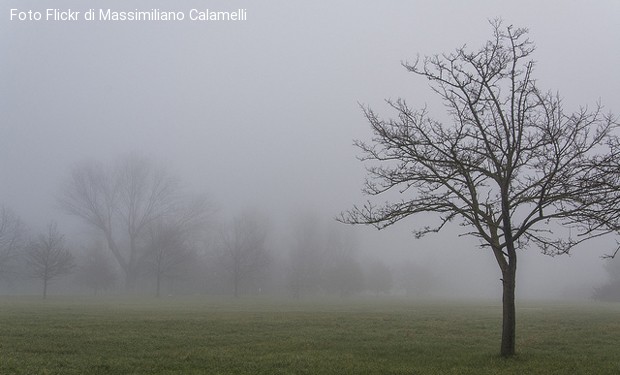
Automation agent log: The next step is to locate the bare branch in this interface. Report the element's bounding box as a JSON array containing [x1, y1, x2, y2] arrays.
[[343, 19, 620, 267]]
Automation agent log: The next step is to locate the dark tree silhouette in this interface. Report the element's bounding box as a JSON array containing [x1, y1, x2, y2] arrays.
[[341, 20, 620, 356]]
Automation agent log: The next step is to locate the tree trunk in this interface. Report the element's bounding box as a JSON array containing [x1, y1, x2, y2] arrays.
[[43, 278, 48, 299], [500, 264, 516, 357], [499, 188, 518, 357]]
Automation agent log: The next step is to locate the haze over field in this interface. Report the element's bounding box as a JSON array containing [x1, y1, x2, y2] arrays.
[[2, 0, 619, 299]]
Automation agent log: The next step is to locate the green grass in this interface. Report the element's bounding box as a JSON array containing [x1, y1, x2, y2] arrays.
[[0, 297, 619, 374]]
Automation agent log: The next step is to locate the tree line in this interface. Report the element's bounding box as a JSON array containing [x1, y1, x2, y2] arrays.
[[0, 155, 430, 299]]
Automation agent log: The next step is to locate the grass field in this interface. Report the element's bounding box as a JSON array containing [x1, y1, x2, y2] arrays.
[[0, 297, 619, 374]]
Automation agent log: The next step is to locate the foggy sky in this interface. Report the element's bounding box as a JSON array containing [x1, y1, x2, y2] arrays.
[[2, 0, 619, 299]]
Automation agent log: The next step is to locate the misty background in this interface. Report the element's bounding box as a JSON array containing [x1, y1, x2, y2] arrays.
[[2, 0, 619, 299]]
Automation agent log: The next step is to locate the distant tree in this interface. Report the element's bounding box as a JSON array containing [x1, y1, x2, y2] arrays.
[[145, 221, 197, 297], [365, 260, 393, 296], [215, 211, 271, 297], [287, 213, 324, 299], [0, 206, 26, 283], [75, 242, 117, 295], [341, 20, 620, 356], [59, 155, 178, 289], [321, 226, 364, 297], [143, 194, 214, 297], [26, 222, 75, 299]]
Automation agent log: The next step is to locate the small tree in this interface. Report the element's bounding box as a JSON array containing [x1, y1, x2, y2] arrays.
[[341, 20, 619, 356], [27, 222, 75, 299]]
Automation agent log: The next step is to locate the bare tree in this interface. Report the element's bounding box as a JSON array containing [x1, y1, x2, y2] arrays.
[[341, 20, 619, 356], [59, 155, 177, 289], [0, 206, 26, 283], [26, 222, 75, 299], [215, 211, 271, 297]]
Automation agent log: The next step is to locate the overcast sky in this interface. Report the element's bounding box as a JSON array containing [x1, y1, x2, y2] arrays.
[[2, 0, 619, 299]]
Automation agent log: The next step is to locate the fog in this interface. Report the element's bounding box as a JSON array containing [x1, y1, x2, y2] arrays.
[[2, 0, 619, 300]]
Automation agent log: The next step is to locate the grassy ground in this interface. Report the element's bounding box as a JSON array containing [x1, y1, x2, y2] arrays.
[[0, 296, 619, 374]]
